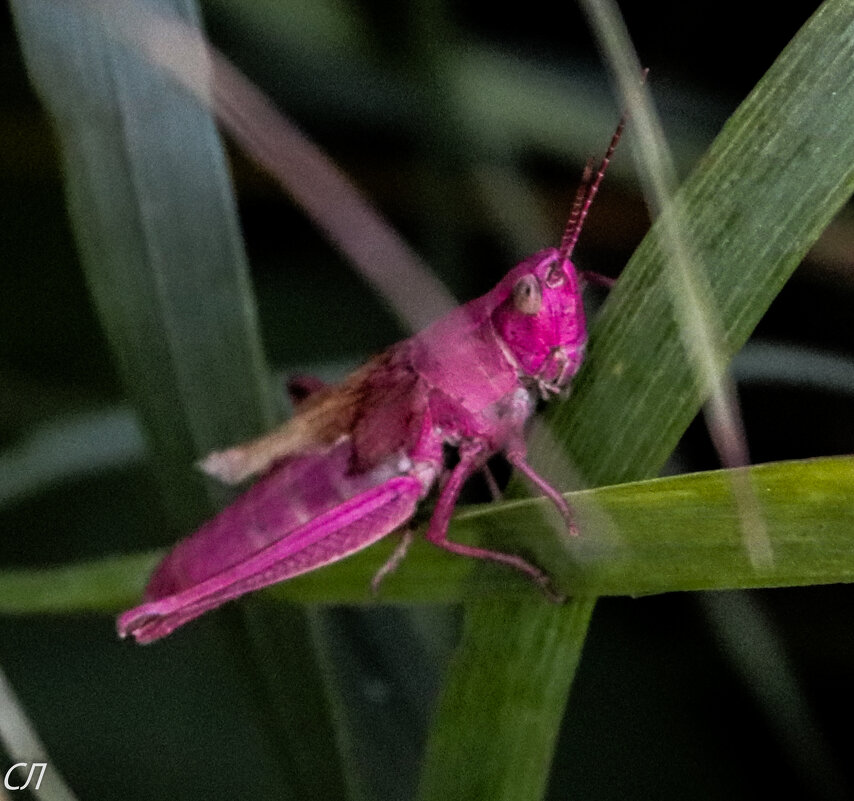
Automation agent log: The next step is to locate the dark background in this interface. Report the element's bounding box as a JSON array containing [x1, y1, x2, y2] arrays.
[[2, 1, 853, 799]]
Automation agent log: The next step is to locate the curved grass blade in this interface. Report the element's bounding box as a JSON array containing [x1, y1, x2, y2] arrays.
[[10, 0, 275, 527], [86, 0, 457, 333], [9, 1, 355, 797]]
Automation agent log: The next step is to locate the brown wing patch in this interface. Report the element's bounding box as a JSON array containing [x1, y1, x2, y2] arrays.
[[349, 349, 426, 473], [199, 349, 411, 485]]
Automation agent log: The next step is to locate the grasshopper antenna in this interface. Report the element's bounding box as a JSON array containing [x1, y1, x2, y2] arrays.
[[562, 157, 595, 248], [558, 113, 626, 261], [559, 68, 648, 262]]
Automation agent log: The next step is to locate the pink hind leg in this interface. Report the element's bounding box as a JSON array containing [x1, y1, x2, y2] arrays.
[[118, 476, 422, 643], [424, 446, 564, 602]]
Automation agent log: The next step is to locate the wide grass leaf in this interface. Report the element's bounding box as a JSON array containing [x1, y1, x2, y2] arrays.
[[1, 455, 853, 609], [9, 1, 355, 798]]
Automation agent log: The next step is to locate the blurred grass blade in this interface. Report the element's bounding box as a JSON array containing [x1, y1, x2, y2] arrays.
[[11, 0, 276, 528], [0, 664, 79, 801], [87, 0, 457, 332], [580, 0, 771, 569], [0, 407, 142, 507], [10, 0, 354, 798], [3, 455, 854, 609], [701, 591, 848, 798], [420, 1, 854, 799]]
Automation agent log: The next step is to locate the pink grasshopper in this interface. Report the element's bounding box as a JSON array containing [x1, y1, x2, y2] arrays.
[[117, 119, 626, 644]]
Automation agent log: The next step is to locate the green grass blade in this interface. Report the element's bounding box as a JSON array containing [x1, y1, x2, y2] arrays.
[[419, 1, 854, 799], [11, 0, 276, 528], [10, 1, 354, 797], [417, 597, 595, 801], [3, 455, 853, 609]]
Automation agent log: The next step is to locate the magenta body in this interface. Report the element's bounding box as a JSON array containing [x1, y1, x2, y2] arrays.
[[118, 248, 587, 642]]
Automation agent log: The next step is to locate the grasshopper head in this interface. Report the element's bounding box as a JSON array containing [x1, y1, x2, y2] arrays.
[[491, 109, 627, 392], [490, 249, 587, 389]]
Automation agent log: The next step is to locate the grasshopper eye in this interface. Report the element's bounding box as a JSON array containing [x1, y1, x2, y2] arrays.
[[512, 275, 542, 315]]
